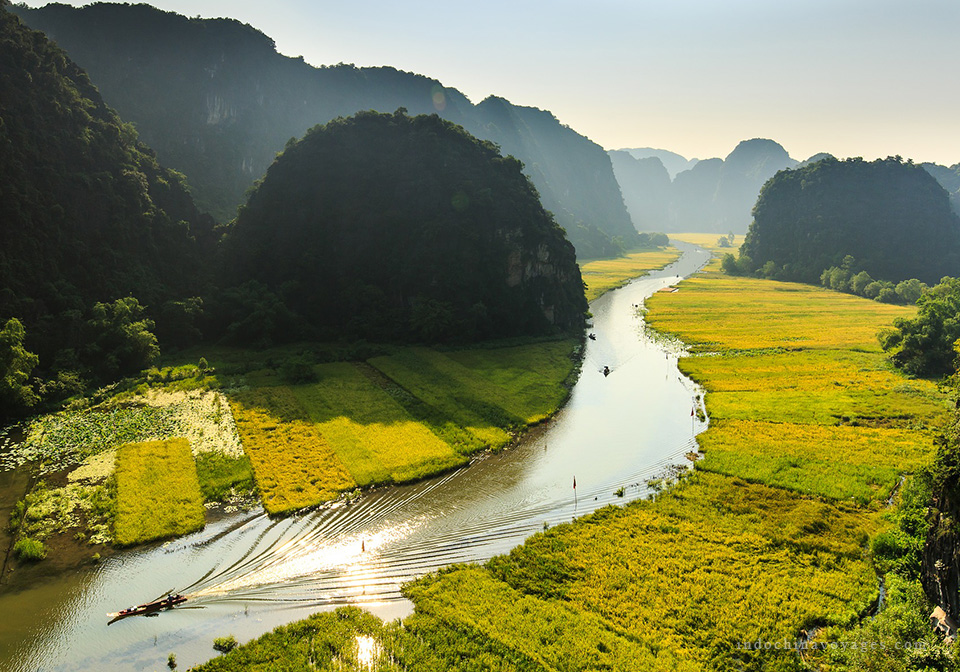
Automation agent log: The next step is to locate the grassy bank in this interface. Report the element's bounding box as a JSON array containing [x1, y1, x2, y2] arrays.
[[580, 246, 681, 301], [192, 264, 951, 671]]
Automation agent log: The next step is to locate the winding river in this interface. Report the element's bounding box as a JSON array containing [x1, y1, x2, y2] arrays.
[[0, 242, 711, 672]]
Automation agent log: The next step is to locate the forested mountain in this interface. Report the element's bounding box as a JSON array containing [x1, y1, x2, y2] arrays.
[[0, 8, 212, 391], [923, 162, 960, 215], [222, 110, 587, 343], [609, 138, 797, 233], [739, 157, 960, 284], [11, 2, 638, 258]]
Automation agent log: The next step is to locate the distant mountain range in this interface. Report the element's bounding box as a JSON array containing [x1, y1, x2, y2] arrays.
[[612, 140, 960, 234], [618, 148, 699, 179], [610, 139, 798, 234], [11, 2, 638, 258]]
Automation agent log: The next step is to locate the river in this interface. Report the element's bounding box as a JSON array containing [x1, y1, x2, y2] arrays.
[[0, 242, 711, 671]]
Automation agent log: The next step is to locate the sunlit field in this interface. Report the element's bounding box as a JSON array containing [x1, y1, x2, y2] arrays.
[[681, 350, 946, 426], [369, 349, 521, 451], [646, 272, 916, 351], [580, 247, 681, 301], [650, 272, 948, 505], [227, 340, 579, 513], [291, 362, 464, 486], [697, 420, 932, 500], [229, 387, 356, 514], [669, 232, 745, 253], [113, 439, 205, 546]]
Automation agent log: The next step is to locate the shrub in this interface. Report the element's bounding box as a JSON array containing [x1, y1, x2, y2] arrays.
[[213, 635, 237, 653], [278, 355, 318, 385], [13, 537, 47, 561]]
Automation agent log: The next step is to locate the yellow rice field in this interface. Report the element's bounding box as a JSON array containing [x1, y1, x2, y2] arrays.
[[113, 438, 205, 546], [580, 247, 681, 301], [227, 340, 578, 513], [291, 362, 464, 486], [646, 273, 916, 351], [669, 232, 745, 253], [229, 387, 356, 514]]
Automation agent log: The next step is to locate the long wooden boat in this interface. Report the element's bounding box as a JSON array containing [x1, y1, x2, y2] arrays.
[[107, 593, 186, 624]]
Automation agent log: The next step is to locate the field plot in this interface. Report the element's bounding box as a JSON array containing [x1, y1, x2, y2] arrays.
[[681, 350, 946, 426], [668, 232, 745, 253], [229, 341, 578, 512], [443, 339, 577, 424], [697, 420, 932, 500], [229, 387, 356, 514], [291, 362, 464, 486], [369, 349, 516, 451], [580, 247, 681, 301], [649, 271, 948, 505], [646, 273, 915, 351], [113, 438, 205, 546]]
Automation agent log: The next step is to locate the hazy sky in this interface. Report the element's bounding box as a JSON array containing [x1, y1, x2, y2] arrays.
[[20, 0, 960, 164]]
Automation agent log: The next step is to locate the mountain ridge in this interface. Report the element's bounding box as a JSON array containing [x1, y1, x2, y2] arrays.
[[11, 2, 638, 258]]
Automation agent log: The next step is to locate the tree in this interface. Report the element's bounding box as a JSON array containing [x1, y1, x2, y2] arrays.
[[880, 277, 960, 377], [0, 317, 39, 415], [83, 297, 159, 380]]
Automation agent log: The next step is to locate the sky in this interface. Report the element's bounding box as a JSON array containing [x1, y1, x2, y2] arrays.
[[20, 0, 960, 165]]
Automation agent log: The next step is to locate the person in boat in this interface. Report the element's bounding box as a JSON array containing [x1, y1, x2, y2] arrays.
[[602, 365, 610, 376]]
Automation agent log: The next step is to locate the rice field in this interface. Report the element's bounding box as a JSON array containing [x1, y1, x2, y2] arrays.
[[113, 438, 205, 546], [368, 349, 518, 451], [291, 362, 464, 486], [580, 247, 681, 301], [680, 351, 946, 427], [480, 471, 882, 671], [647, 271, 949, 505], [697, 420, 932, 501], [646, 273, 916, 352], [227, 341, 578, 512], [669, 232, 744, 254], [229, 387, 356, 515]]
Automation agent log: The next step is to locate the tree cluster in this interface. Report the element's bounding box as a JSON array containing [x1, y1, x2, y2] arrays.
[[819, 256, 926, 305], [880, 277, 960, 378], [0, 9, 214, 416]]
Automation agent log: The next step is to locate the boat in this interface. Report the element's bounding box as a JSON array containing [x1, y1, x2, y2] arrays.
[[107, 593, 186, 624]]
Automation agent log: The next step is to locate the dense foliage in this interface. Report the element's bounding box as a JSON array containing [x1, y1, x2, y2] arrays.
[[221, 110, 587, 344], [12, 2, 638, 258], [738, 157, 960, 284], [819, 255, 927, 304], [0, 8, 214, 415], [880, 277, 960, 377]]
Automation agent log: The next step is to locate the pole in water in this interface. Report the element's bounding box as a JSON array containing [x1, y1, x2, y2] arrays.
[[573, 475, 578, 509], [361, 540, 365, 553]]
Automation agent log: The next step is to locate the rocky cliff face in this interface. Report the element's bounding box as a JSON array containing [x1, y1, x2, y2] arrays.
[[923, 496, 960, 622]]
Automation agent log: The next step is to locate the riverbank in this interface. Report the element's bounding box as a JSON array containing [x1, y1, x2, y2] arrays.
[[193, 251, 951, 671], [580, 245, 681, 301]]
